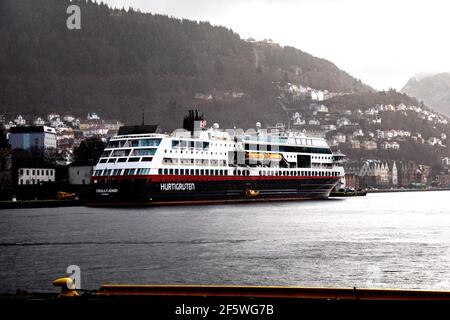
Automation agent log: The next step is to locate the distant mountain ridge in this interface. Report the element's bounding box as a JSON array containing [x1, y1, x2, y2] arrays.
[[0, 0, 372, 130], [401, 73, 450, 117]]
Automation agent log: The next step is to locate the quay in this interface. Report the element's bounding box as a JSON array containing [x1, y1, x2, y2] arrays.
[[2, 283, 450, 316], [0, 199, 82, 209]]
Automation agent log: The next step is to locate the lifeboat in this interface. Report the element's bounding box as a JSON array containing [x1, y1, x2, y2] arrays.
[[245, 152, 265, 160], [264, 153, 282, 161]]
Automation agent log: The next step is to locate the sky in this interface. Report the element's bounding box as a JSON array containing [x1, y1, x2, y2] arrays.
[[102, 0, 450, 91]]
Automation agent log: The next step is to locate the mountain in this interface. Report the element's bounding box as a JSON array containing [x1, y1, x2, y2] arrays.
[[0, 0, 372, 130], [401, 73, 450, 117]]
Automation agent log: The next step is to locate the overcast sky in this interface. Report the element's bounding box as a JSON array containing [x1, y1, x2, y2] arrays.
[[102, 0, 450, 90]]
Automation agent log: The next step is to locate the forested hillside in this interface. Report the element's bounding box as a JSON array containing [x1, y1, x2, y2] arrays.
[[0, 0, 371, 130]]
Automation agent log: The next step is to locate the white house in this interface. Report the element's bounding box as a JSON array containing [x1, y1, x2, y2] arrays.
[[332, 133, 346, 144], [87, 113, 100, 120], [308, 119, 320, 126], [361, 140, 377, 150], [14, 115, 26, 126], [381, 141, 400, 150], [315, 104, 329, 113], [337, 117, 351, 127], [68, 161, 94, 185], [427, 137, 440, 146], [34, 117, 46, 126], [18, 167, 55, 185]]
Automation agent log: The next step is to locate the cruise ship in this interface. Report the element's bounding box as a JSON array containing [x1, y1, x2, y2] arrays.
[[87, 110, 345, 205]]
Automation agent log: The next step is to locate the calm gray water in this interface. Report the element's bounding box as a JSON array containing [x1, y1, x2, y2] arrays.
[[1, 191, 450, 293]]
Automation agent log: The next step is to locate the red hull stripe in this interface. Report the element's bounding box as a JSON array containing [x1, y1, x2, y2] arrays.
[[92, 174, 341, 182]]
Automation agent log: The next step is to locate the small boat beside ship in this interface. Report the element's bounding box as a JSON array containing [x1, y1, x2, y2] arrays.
[[329, 189, 367, 197]]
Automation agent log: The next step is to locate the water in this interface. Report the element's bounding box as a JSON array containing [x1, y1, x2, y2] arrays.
[[0, 191, 449, 293]]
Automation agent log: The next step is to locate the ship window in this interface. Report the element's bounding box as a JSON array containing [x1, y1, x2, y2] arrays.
[[117, 158, 127, 162], [130, 140, 139, 147], [175, 169, 179, 175], [158, 169, 162, 175], [108, 158, 116, 163], [190, 141, 195, 149], [140, 139, 162, 147], [101, 150, 112, 157], [128, 157, 140, 162], [172, 140, 180, 149], [113, 149, 131, 157], [190, 169, 194, 175], [203, 142, 209, 150], [99, 159, 107, 163], [195, 141, 202, 149], [124, 169, 136, 176], [164, 169, 168, 174], [142, 157, 153, 162], [180, 140, 187, 149], [132, 148, 156, 156], [138, 168, 150, 175], [169, 169, 174, 175]]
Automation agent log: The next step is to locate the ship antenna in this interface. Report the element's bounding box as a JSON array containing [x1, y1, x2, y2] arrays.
[[141, 106, 145, 125]]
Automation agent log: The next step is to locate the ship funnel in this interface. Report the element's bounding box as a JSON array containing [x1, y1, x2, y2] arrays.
[[183, 109, 206, 137]]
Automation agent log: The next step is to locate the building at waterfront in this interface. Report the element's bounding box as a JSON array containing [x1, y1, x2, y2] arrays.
[[0, 125, 12, 196], [68, 160, 94, 185], [17, 167, 55, 185], [344, 160, 399, 189], [397, 161, 417, 187], [9, 126, 57, 153]]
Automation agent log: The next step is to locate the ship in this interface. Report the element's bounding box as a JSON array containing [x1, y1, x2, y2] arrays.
[[86, 110, 345, 206]]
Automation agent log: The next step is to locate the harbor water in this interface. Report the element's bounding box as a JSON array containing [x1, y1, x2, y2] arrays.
[[0, 191, 449, 293]]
